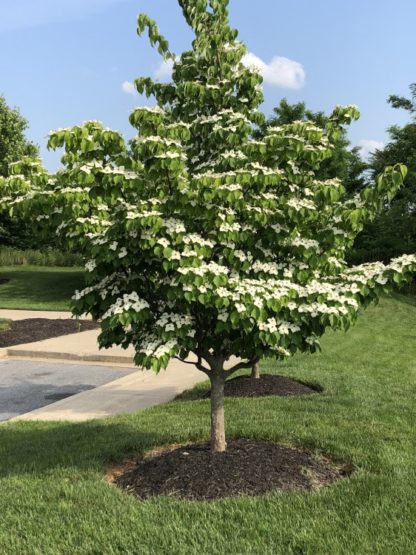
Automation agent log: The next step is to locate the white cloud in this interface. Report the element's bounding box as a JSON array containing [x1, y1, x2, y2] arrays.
[[154, 59, 175, 82], [121, 51, 305, 95], [358, 139, 385, 159], [131, 53, 305, 89], [121, 81, 137, 95], [242, 52, 306, 89], [121, 60, 173, 96], [0, 0, 128, 33]]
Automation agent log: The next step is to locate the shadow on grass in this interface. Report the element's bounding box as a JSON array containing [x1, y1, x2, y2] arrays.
[[390, 291, 416, 308], [175, 380, 210, 401], [295, 378, 324, 393], [0, 419, 164, 478], [0, 268, 85, 309]]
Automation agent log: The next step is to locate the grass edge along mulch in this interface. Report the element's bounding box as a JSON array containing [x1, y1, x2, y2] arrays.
[[0, 318, 11, 332]]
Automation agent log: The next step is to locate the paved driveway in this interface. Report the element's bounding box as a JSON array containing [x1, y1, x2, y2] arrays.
[[0, 360, 134, 422]]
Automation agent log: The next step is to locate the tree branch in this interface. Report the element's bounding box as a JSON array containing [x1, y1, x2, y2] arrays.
[[224, 357, 259, 376], [173, 356, 210, 374]]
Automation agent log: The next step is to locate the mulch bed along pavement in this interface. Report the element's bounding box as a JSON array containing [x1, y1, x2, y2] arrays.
[[219, 374, 320, 398], [113, 439, 351, 501], [0, 318, 100, 348]]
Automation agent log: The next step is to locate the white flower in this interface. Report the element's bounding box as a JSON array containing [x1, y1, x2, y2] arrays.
[[305, 336, 317, 345], [102, 292, 149, 320], [85, 260, 96, 272], [157, 238, 170, 248], [278, 323, 290, 335]]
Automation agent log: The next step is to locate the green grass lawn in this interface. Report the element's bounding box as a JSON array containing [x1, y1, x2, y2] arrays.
[[1, 296, 415, 554], [0, 266, 85, 311], [0, 318, 10, 331]]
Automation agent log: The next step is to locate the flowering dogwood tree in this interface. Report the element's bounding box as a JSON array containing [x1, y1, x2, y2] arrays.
[[2, 0, 416, 452]]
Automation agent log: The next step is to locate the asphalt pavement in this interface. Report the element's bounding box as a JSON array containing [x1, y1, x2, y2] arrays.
[[0, 360, 134, 422]]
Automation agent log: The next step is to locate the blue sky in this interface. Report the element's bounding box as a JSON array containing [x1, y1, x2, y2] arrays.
[[1, 0, 415, 170]]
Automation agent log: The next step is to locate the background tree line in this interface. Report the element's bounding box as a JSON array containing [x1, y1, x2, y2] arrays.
[[0, 95, 42, 249], [352, 84, 416, 264]]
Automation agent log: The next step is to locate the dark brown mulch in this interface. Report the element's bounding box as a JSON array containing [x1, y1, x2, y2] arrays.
[[219, 374, 320, 398], [0, 318, 100, 347], [114, 439, 351, 501]]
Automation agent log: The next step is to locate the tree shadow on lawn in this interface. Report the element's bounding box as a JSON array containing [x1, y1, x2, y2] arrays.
[[0, 394, 362, 493], [0, 418, 172, 479], [0, 395, 332, 478], [390, 291, 416, 308]]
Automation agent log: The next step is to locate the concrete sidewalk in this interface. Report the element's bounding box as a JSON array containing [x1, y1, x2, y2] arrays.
[[0, 309, 133, 366], [12, 358, 204, 422], [0, 360, 136, 422], [1, 321, 206, 422], [5, 329, 136, 366]]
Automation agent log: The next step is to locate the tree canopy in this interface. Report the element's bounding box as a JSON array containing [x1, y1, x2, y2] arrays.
[[1, 0, 415, 452], [0, 96, 38, 177]]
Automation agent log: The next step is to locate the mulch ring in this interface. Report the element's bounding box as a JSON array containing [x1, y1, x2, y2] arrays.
[[111, 439, 352, 501], [215, 374, 320, 398], [0, 318, 100, 348]]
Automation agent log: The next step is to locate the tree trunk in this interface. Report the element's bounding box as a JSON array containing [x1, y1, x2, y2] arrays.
[[251, 362, 260, 379], [209, 370, 226, 453]]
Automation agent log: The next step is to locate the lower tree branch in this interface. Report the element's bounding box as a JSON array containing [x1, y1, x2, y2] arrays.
[[225, 357, 259, 376], [173, 355, 211, 374]]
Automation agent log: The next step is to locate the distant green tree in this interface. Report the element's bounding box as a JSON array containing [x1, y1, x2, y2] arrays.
[[255, 98, 367, 194], [0, 96, 38, 177], [387, 83, 416, 114], [0, 96, 40, 248], [351, 84, 416, 264]]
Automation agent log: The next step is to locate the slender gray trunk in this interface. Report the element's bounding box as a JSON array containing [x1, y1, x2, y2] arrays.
[[209, 369, 226, 453], [251, 361, 260, 379]]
